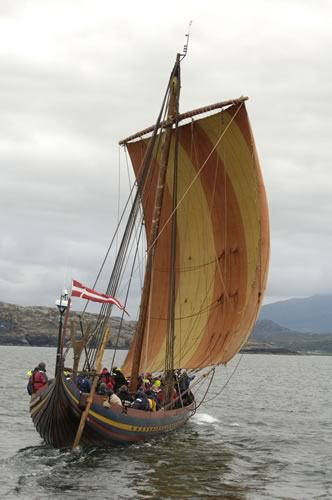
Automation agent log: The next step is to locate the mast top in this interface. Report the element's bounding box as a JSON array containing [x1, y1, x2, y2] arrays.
[[180, 20, 192, 60]]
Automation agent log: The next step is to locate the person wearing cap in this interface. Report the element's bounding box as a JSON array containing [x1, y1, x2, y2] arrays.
[[28, 362, 48, 394]]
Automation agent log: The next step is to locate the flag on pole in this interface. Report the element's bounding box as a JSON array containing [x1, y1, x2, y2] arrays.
[[71, 280, 128, 314]]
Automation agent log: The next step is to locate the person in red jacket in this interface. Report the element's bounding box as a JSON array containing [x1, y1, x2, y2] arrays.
[[29, 362, 48, 394], [99, 368, 115, 391]]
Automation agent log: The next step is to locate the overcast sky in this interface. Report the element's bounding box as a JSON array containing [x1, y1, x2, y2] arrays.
[[1, 0, 331, 313]]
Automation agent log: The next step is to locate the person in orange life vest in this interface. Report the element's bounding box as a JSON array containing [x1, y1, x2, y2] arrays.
[[29, 362, 48, 394]]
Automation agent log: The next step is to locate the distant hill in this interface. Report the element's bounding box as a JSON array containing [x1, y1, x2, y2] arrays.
[[0, 301, 135, 348], [250, 320, 332, 354], [259, 295, 332, 333], [1, 299, 332, 355]]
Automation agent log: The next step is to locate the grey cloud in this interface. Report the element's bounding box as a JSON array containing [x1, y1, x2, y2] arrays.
[[1, 0, 332, 311]]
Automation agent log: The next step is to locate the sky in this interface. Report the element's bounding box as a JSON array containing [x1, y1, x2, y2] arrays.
[[1, 0, 332, 314]]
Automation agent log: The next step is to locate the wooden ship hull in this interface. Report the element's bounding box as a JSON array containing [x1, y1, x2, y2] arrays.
[[30, 374, 195, 448]]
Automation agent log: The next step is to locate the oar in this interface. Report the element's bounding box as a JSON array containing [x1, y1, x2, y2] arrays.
[[72, 327, 110, 449]]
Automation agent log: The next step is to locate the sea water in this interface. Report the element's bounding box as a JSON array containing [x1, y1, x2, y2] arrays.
[[0, 346, 331, 499]]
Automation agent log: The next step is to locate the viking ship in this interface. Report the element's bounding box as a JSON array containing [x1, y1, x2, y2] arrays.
[[29, 51, 269, 448]]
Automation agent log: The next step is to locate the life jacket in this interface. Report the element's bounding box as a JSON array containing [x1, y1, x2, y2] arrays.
[[106, 378, 114, 390], [148, 398, 157, 412], [100, 369, 111, 385], [30, 370, 47, 393]]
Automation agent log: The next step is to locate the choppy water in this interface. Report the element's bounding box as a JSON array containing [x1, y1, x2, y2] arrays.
[[0, 346, 331, 499]]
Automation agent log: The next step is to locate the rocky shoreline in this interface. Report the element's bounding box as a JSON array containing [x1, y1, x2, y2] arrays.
[[0, 301, 135, 349], [240, 346, 301, 355], [2, 300, 332, 355]]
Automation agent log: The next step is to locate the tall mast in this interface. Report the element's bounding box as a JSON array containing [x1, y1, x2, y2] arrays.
[[164, 70, 180, 404], [129, 54, 181, 392]]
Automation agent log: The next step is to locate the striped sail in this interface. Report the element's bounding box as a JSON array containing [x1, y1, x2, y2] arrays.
[[122, 103, 269, 374]]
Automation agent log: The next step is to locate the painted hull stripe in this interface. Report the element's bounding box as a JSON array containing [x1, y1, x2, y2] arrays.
[[62, 379, 193, 433]]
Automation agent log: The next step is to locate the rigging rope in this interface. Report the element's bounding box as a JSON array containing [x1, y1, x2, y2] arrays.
[[201, 354, 244, 405], [110, 219, 145, 369], [190, 367, 216, 411], [80, 65, 178, 371]]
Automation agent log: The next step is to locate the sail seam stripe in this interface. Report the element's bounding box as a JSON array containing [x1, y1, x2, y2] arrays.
[[146, 104, 244, 261]]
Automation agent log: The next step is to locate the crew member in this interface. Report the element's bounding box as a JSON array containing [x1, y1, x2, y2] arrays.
[[28, 362, 48, 394], [103, 389, 122, 407], [112, 367, 128, 392]]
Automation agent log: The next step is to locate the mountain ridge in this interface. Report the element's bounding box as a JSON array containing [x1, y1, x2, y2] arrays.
[[251, 319, 332, 354], [259, 295, 332, 333]]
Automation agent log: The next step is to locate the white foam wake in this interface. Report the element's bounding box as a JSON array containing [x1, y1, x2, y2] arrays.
[[193, 413, 220, 425]]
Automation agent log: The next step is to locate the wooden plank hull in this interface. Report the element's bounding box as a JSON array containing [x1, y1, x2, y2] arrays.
[[30, 373, 195, 448]]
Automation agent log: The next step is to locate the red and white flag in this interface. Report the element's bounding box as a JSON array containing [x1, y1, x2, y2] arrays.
[[71, 280, 128, 313]]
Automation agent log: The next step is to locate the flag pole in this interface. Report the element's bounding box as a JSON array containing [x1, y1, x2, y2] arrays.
[[55, 289, 69, 377], [61, 297, 71, 354]]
